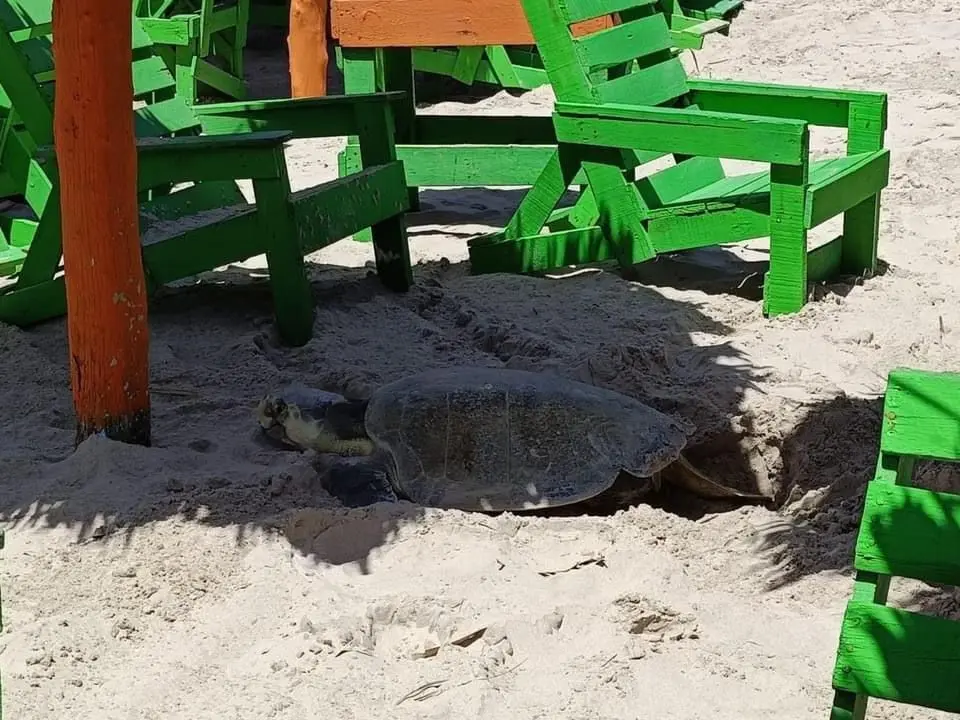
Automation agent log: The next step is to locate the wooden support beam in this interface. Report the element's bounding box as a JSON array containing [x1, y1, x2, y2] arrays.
[[53, 0, 151, 445], [289, 0, 329, 96], [331, 0, 611, 48]]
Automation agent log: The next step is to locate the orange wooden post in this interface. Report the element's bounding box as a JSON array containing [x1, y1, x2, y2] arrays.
[[52, 0, 151, 446], [288, 0, 329, 97]]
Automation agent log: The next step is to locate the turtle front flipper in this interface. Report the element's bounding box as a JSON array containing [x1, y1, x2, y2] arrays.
[[319, 451, 400, 507], [255, 388, 374, 455]]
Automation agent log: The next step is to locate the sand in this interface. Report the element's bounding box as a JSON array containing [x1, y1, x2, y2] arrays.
[[3, 0, 960, 717]]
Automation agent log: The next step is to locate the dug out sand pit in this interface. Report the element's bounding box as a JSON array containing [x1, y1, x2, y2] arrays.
[[3, 0, 960, 717]]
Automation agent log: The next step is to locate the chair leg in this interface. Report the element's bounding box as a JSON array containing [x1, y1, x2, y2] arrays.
[[252, 149, 314, 346], [340, 47, 380, 243], [355, 103, 413, 292], [840, 193, 881, 275], [829, 688, 867, 720], [174, 44, 199, 105], [764, 162, 809, 316], [582, 154, 656, 268]]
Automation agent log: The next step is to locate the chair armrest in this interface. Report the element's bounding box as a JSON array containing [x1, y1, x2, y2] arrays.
[[687, 79, 888, 131], [193, 92, 409, 138], [138, 16, 202, 45], [554, 101, 808, 165], [135, 130, 293, 187]]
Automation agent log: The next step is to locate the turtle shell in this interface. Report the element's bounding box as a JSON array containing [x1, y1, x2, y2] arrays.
[[364, 366, 693, 511]]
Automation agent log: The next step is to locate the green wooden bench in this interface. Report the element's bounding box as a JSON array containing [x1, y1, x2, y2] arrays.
[[829, 367, 960, 718], [0, 4, 412, 346], [134, 0, 251, 103], [466, 0, 890, 317]]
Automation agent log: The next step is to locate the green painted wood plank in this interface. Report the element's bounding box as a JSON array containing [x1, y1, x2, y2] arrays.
[[139, 17, 198, 46], [688, 80, 887, 129], [556, 0, 657, 25], [195, 93, 406, 137], [133, 55, 180, 96], [135, 130, 293, 187], [469, 225, 609, 274], [854, 482, 960, 586], [763, 160, 808, 316], [881, 369, 960, 461], [573, 14, 673, 71], [341, 144, 588, 187], [648, 200, 768, 252], [806, 150, 889, 227], [834, 601, 960, 714], [806, 234, 843, 282], [594, 56, 689, 106], [552, 105, 808, 165]]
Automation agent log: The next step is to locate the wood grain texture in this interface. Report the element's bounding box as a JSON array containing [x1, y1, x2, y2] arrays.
[[331, 0, 610, 47], [289, 0, 328, 95], [834, 601, 960, 714], [52, 0, 151, 445]]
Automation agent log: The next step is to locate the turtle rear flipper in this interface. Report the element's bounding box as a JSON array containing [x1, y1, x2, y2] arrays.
[[661, 455, 772, 503]]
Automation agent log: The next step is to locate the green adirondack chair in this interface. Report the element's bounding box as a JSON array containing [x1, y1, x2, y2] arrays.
[[336, 2, 732, 238], [134, 0, 251, 103], [0, 5, 412, 346], [829, 368, 960, 717], [409, 0, 737, 91], [467, 0, 890, 316]]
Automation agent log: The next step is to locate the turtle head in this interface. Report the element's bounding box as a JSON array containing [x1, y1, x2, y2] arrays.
[[255, 392, 375, 456], [256, 394, 310, 449]]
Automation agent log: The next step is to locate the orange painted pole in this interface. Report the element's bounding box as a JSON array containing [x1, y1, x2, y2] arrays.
[[53, 0, 151, 446], [288, 0, 329, 97]]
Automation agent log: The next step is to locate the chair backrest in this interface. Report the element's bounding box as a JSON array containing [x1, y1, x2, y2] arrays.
[[831, 368, 960, 715], [0, 0, 204, 149], [519, 0, 691, 109]]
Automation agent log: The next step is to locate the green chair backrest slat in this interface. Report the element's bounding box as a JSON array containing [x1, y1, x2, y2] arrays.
[[521, 0, 691, 110], [880, 369, 960, 461], [0, 2, 200, 143], [834, 602, 960, 713], [833, 368, 960, 716], [560, 0, 658, 24], [572, 12, 673, 72], [854, 482, 960, 586]]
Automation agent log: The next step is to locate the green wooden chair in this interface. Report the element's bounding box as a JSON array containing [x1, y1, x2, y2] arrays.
[[134, 0, 251, 103], [409, 0, 737, 91], [0, 5, 412, 346], [829, 367, 960, 718], [336, 4, 732, 243], [466, 0, 890, 316]]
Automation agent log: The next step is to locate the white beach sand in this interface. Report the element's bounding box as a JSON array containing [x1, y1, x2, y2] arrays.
[[3, 0, 960, 717]]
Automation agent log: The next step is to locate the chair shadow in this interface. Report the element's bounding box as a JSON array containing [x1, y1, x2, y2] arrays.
[[1, 252, 777, 574]]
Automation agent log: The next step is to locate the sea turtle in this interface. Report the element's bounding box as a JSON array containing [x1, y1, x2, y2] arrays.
[[255, 366, 768, 511]]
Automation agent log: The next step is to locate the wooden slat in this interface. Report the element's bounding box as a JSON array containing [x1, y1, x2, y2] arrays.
[[573, 13, 672, 71], [553, 103, 808, 165], [854, 482, 960, 586], [331, 0, 610, 47], [132, 56, 178, 96], [805, 150, 889, 227], [593, 56, 688, 106], [558, 0, 657, 24], [881, 369, 960, 461], [834, 602, 960, 714]]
